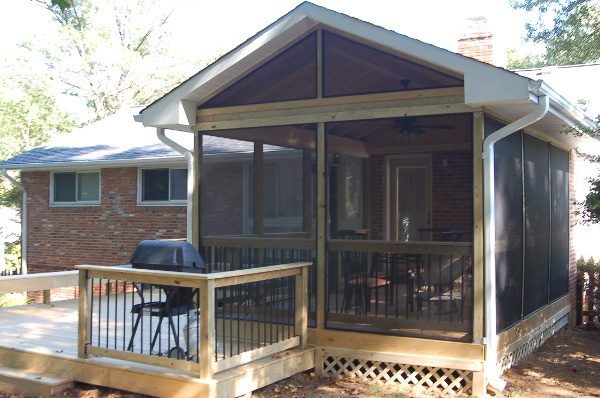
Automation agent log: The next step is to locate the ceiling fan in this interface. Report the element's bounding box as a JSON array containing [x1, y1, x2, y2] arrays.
[[392, 116, 454, 138]]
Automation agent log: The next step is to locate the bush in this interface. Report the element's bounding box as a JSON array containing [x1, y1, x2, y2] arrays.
[[577, 256, 600, 325], [0, 292, 28, 307], [1, 241, 21, 275]]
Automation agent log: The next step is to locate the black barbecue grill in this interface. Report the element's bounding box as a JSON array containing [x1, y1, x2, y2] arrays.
[[127, 240, 204, 358], [130, 239, 205, 273]]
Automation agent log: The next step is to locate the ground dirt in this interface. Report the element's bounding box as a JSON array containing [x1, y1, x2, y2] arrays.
[[1, 325, 599, 398]]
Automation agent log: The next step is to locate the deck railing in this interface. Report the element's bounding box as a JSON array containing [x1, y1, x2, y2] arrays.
[[76, 262, 310, 379], [327, 239, 473, 339], [0, 270, 79, 304]]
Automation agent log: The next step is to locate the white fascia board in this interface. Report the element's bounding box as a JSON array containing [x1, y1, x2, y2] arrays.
[[139, 6, 320, 130], [464, 72, 535, 105], [137, 99, 196, 132]]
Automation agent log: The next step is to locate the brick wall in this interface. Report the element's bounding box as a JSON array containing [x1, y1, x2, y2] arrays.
[[23, 168, 187, 272], [22, 162, 246, 273], [201, 160, 245, 236], [368, 151, 473, 240], [430, 151, 474, 235]]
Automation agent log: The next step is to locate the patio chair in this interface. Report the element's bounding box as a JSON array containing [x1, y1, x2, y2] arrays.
[[127, 283, 196, 358], [334, 230, 389, 315], [416, 255, 470, 320]]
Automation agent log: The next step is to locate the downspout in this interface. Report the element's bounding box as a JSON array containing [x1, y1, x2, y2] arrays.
[[156, 128, 194, 244], [482, 91, 549, 391], [1, 169, 27, 275]]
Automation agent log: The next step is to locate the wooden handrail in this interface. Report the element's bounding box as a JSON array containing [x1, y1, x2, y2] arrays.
[[202, 236, 315, 250], [76, 262, 311, 379], [201, 235, 471, 256], [0, 271, 79, 303], [328, 239, 472, 256]]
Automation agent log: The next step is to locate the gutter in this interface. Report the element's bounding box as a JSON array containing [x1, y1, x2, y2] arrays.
[[481, 85, 549, 391], [1, 169, 27, 275], [156, 128, 194, 244]]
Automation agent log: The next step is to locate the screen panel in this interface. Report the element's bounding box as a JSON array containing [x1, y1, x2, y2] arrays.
[[550, 145, 570, 300], [523, 134, 550, 316], [488, 118, 524, 332]]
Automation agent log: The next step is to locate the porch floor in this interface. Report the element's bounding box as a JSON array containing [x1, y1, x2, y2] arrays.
[[0, 299, 314, 398]]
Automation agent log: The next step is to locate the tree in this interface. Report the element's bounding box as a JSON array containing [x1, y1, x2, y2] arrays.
[[0, 79, 80, 161], [27, 0, 205, 121], [510, 0, 600, 64], [0, 74, 80, 212], [506, 48, 548, 69], [511, 0, 600, 222]]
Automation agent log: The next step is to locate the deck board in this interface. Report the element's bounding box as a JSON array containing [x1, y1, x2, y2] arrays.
[[0, 298, 314, 397]]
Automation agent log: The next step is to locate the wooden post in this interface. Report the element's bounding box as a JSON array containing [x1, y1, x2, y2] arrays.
[[254, 142, 264, 236], [193, 133, 203, 250], [303, 149, 313, 237], [295, 265, 309, 349], [43, 289, 51, 304], [199, 278, 216, 380], [472, 111, 486, 396], [316, 122, 327, 331], [77, 269, 91, 359]]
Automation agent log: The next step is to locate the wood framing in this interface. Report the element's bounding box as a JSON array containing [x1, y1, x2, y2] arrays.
[[194, 89, 468, 131]]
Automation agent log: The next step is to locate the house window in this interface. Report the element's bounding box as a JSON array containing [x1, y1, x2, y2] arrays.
[[52, 171, 100, 205], [140, 168, 187, 204], [246, 160, 304, 233]]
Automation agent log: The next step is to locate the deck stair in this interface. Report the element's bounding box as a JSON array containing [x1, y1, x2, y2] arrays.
[[0, 364, 75, 397]]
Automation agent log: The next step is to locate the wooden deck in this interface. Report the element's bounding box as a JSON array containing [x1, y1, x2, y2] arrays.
[[0, 299, 314, 398]]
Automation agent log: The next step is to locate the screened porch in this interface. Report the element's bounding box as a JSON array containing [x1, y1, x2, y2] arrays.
[[197, 112, 475, 343]]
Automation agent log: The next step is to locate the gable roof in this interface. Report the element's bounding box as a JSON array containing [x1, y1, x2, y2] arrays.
[[0, 107, 288, 171], [136, 1, 598, 151]]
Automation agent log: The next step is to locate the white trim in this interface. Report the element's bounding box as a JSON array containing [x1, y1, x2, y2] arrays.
[[384, 154, 433, 241], [137, 166, 188, 206]]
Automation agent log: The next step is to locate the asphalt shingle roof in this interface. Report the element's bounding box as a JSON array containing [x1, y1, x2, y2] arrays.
[[0, 107, 285, 170]]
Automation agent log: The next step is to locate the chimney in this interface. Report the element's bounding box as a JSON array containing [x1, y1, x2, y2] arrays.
[[458, 16, 506, 68]]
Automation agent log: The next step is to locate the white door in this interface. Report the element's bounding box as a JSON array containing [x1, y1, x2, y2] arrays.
[[388, 157, 431, 241]]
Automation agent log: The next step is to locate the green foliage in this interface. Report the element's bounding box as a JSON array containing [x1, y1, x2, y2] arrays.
[[506, 48, 549, 69], [0, 79, 80, 161], [0, 293, 28, 308], [2, 241, 21, 275], [577, 256, 599, 324], [510, 0, 600, 64], [577, 256, 599, 279], [51, 0, 72, 10], [563, 116, 600, 224]]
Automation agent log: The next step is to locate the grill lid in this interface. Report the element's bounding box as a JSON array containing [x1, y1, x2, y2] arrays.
[[130, 240, 205, 273]]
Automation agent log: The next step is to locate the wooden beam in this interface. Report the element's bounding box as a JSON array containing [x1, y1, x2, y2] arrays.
[[195, 89, 468, 131], [315, 329, 485, 363], [207, 126, 368, 158], [368, 142, 472, 155]]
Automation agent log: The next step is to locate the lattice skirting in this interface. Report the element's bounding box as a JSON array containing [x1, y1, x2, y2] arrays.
[[497, 312, 569, 374], [320, 354, 472, 396]]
